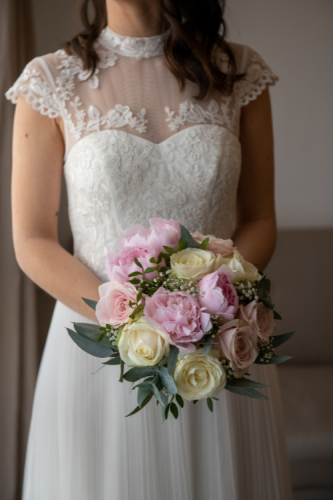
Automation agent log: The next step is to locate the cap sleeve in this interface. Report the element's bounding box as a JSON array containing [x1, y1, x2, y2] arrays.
[[5, 57, 61, 119], [235, 45, 278, 107]]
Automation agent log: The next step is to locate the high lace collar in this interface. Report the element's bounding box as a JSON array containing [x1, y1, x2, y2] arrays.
[[97, 27, 167, 59]]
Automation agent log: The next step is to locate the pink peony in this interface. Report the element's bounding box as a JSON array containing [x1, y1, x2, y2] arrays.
[[144, 287, 211, 353], [118, 218, 181, 256], [198, 265, 239, 321], [237, 301, 274, 341], [215, 319, 258, 370], [191, 231, 235, 256], [106, 246, 159, 282], [96, 281, 140, 328]]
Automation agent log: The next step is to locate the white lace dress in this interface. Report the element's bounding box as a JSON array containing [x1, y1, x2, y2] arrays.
[[6, 27, 292, 500]]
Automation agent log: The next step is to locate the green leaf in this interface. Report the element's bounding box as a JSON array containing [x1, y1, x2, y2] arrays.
[[128, 271, 142, 277], [144, 266, 158, 273], [204, 335, 216, 356], [74, 322, 112, 347], [159, 366, 177, 394], [226, 378, 270, 389], [167, 345, 179, 375], [132, 376, 156, 390], [134, 257, 143, 269], [273, 310, 282, 320], [177, 237, 186, 252], [225, 385, 269, 400], [138, 386, 153, 407], [180, 224, 198, 249], [163, 246, 176, 254], [150, 257, 156, 264], [260, 298, 275, 310], [164, 403, 170, 420], [97, 330, 106, 343], [192, 400, 198, 404], [176, 394, 184, 408], [152, 385, 167, 407], [198, 237, 209, 250], [123, 366, 159, 383], [102, 356, 121, 365], [82, 298, 97, 311], [270, 331, 295, 348], [136, 291, 143, 303], [67, 328, 113, 358], [129, 278, 141, 284], [207, 397, 213, 412], [125, 392, 153, 417], [170, 402, 179, 419], [212, 397, 219, 401]]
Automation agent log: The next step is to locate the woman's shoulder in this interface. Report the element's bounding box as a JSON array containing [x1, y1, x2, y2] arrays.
[[225, 42, 279, 107]]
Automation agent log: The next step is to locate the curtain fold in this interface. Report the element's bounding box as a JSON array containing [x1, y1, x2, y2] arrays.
[[0, 1, 37, 499]]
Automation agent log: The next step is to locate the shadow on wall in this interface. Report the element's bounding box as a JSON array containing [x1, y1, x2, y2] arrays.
[[266, 229, 333, 500]]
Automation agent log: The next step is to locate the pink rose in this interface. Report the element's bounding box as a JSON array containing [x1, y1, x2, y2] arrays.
[[237, 301, 274, 341], [118, 218, 181, 256], [96, 281, 140, 328], [215, 319, 258, 370], [144, 287, 211, 353], [198, 266, 239, 321], [191, 231, 235, 256], [106, 246, 159, 282]]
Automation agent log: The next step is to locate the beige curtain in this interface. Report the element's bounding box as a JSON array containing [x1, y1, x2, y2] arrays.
[[0, 1, 38, 499]]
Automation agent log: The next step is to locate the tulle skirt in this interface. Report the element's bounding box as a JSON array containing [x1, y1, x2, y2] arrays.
[[22, 300, 292, 500]]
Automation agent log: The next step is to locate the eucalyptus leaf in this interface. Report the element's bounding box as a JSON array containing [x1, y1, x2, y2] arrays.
[[152, 385, 166, 407], [159, 366, 177, 394], [204, 335, 216, 356], [225, 385, 269, 400], [138, 386, 153, 407], [125, 392, 153, 417], [226, 378, 269, 389], [67, 328, 113, 358], [159, 389, 168, 408], [132, 376, 156, 390], [167, 345, 179, 375], [82, 298, 97, 311], [102, 356, 121, 365], [180, 224, 198, 249], [123, 366, 159, 383], [270, 331, 295, 348], [74, 323, 114, 348], [212, 397, 219, 401], [170, 402, 179, 419], [207, 398, 213, 412]]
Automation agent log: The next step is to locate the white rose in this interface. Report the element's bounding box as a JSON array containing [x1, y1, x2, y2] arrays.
[[216, 250, 261, 283], [170, 248, 217, 280], [118, 318, 170, 367], [173, 348, 226, 401]]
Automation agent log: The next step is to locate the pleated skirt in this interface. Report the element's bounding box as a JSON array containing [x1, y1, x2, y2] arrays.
[[22, 300, 293, 500]]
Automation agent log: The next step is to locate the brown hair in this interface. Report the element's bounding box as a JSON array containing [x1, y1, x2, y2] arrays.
[[64, 0, 237, 99]]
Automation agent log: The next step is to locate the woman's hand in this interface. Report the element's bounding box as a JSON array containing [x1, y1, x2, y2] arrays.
[[12, 96, 102, 322], [232, 87, 277, 271]]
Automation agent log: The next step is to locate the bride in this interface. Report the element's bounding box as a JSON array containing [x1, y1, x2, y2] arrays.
[[7, 0, 293, 498]]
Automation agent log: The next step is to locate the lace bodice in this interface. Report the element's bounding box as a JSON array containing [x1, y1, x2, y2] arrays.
[[6, 28, 278, 281]]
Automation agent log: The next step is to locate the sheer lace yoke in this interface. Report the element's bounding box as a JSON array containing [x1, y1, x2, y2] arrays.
[[6, 27, 278, 157]]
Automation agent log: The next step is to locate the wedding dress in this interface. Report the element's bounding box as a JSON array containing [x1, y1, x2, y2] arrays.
[[6, 27, 292, 500]]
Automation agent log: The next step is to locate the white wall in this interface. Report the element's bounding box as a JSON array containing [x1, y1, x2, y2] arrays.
[[226, 0, 333, 228], [32, 0, 333, 229]]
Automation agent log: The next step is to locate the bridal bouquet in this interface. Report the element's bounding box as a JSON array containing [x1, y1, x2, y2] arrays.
[[68, 218, 293, 420]]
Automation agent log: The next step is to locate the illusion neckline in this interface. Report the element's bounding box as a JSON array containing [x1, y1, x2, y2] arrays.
[[97, 26, 167, 59]]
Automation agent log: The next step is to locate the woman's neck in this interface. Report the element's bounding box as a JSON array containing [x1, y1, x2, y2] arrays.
[[106, 0, 164, 37]]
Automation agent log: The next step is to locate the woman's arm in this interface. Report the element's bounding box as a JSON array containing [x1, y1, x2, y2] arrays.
[[12, 96, 102, 321], [232, 87, 277, 271]]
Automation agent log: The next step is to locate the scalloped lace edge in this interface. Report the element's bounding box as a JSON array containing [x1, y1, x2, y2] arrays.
[[238, 72, 279, 107], [5, 85, 60, 119]]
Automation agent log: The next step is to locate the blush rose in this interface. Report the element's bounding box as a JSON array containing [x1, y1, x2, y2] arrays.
[[237, 301, 274, 341], [215, 319, 259, 370], [95, 281, 140, 328]]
